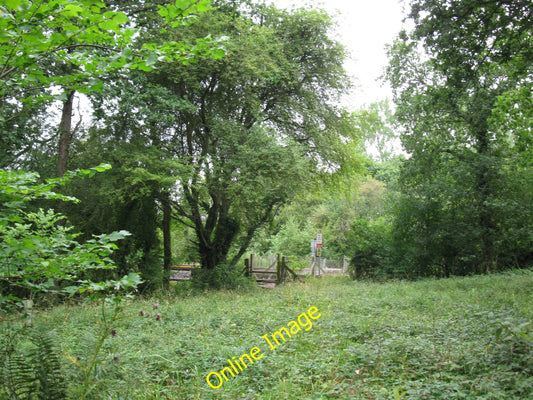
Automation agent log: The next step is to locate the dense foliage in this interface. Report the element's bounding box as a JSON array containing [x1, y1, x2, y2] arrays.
[[2, 0, 533, 289], [383, 0, 533, 277], [0, 0, 219, 169], [57, 0, 360, 286], [1, 0, 533, 397], [0, 165, 140, 309]]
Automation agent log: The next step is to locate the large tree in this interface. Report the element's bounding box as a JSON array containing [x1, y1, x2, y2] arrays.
[[90, 1, 359, 276], [165, 3, 358, 271], [386, 0, 533, 276]]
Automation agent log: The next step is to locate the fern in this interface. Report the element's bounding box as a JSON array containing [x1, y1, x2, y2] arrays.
[[3, 353, 35, 400], [0, 327, 67, 400], [28, 328, 67, 400], [1, 326, 33, 400]]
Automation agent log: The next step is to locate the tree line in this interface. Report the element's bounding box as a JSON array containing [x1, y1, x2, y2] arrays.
[[1, 0, 532, 302]]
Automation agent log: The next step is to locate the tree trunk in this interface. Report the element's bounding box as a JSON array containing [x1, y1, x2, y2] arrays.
[[472, 104, 497, 273], [197, 212, 238, 270], [162, 192, 172, 289], [57, 90, 76, 176]]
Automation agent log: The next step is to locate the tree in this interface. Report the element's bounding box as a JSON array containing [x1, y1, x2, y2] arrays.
[[386, 0, 533, 276], [1, 0, 225, 288], [60, 119, 180, 288], [41, 1, 358, 287], [354, 100, 398, 163], [0, 0, 219, 169], [171, 3, 359, 273], [109, 1, 360, 276]]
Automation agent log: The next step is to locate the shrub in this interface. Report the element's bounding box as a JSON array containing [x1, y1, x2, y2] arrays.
[[0, 165, 140, 310], [348, 218, 392, 279], [0, 165, 142, 400], [191, 263, 253, 290]]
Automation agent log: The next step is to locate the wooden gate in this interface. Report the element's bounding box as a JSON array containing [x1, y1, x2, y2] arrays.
[[243, 254, 297, 286]]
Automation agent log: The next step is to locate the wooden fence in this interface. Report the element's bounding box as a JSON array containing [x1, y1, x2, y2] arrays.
[[169, 256, 348, 284], [169, 264, 199, 281]]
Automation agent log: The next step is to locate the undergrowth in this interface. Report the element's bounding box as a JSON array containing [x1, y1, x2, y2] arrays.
[[1, 270, 532, 399]]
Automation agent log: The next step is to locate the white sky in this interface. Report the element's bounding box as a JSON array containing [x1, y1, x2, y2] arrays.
[[270, 0, 407, 109]]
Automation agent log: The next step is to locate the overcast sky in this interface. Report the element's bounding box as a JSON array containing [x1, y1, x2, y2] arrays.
[[271, 0, 408, 109]]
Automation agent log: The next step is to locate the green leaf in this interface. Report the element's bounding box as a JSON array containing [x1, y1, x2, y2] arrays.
[[144, 52, 158, 67], [196, 0, 212, 12], [98, 19, 119, 31], [107, 230, 131, 242], [61, 4, 84, 18], [93, 163, 112, 173], [4, 0, 25, 10], [157, 6, 169, 18], [135, 63, 153, 72], [63, 286, 81, 296], [112, 11, 129, 25]]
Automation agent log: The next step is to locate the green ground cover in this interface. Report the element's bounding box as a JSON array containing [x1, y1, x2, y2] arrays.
[[2, 270, 533, 399]]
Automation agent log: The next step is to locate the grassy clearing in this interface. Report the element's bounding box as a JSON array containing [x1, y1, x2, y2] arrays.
[[3, 270, 533, 399]]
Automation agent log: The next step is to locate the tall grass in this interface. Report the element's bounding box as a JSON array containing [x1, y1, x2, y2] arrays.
[[2, 270, 532, 399]]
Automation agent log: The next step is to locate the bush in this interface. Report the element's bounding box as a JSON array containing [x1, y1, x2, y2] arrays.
[[348, 218, 392, 279], [0, 165, 143, 400], [0, 166, 141, 310], [191, 263, 253, 290]]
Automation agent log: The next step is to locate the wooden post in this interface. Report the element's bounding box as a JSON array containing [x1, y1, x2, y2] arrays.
[[282, 256, 297, 281], [249, 254, 254, 277], [343, 256, 349, 274], [244, 258, 250, 277], [276, 254, 281, 284]]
